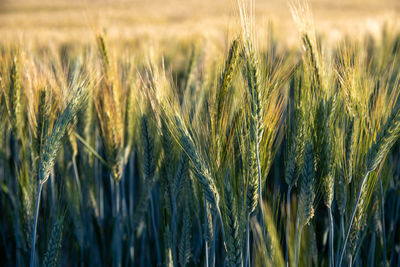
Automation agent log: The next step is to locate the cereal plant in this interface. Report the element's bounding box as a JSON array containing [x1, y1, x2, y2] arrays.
[[0, 0, 399, 266]]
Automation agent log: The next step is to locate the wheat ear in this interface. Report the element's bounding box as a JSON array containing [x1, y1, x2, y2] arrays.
[[30, 84, 88, 267], [294, 142, 315, 266], [339, 108, 400, 266], [225, 176, 243, 267]]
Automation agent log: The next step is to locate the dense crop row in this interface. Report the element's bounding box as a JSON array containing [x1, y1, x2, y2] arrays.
[[0, 2, 399, 266]]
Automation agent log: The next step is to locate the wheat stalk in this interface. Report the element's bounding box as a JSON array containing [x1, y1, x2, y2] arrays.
[[30, 83, 88, 267], [339, 108, 400, 266], [294, 142, 315, 266]]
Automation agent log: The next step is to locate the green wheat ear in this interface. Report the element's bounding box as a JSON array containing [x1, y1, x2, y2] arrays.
[[4, 55, 25, 142], [30, 82, 88, 267], [174, 115, 220, 210], [96, 33, 110, 68], [141, 114, 156, 182], [42, 217, 64, 267], [367, 108, 400, 173], [224, 175, 242, 267], [39, 85, 89, 184], [298, 142, 315, 226], [131, 114, 157, 228], [216, 37, 241, 128], [178, 201, 192, 267]]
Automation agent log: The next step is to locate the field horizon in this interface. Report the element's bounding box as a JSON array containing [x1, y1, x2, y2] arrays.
[[0, 0, 399, 47]]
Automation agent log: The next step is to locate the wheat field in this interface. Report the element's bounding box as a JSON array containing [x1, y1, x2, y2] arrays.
[[0, 0, 399, 266]]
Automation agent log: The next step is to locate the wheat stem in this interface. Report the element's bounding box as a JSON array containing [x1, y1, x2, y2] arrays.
[[204, 199, 209, 267], [294, 211, 300, 267], [379, 178, 387, 265], [367, 233, 376, 267], [72, 155, 82, 196], [336, 214, 344, 265], [338, 170, 370, 267], [29, 181, 43, 267], [245, 215, 250, 267], [148, 186, 162, 266], [210, 216, 217, 267], [216, 207, 228, 252], [285, 186, 292, 267], [255, 141, 265, 238], [74, 132, 110, 168], [170, 188, 178, 267], [328, 206, 335, 267]]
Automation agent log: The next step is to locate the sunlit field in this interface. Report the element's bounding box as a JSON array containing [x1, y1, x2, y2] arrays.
[[0, 0, 400, 266], [1, 0, 399, 45]]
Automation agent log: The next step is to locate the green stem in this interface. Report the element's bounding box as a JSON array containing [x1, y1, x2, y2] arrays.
[[210, 216, 217, 267], [255, 141, 265, 238], [170, 188, 178, 267], [335, 215, 344, 267], [148, 187, 161, 266], [295, 224, 303, 267], [328, 207, 335, 267], [338, 171, 370, 267], [204, 199, 209, 267], [294, 205, 299, 266], [286, 186, 292, 267], [367, 233, 376, 267], [74, 132, 110, 168], [379, 178, 387, 265], [216, 207, 228, 252], [245, 215, 250, 267], [294, 215, 301, 267], [72, 156, 82, 196], [30, 182, 43, 267]]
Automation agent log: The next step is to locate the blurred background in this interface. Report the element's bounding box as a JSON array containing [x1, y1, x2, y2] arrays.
[[0, 0, 399, 47]]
